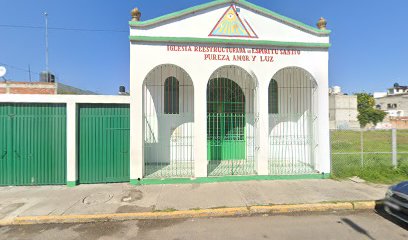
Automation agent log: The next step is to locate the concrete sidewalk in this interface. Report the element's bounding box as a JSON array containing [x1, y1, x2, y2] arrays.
[[0, 179, 388, 223]]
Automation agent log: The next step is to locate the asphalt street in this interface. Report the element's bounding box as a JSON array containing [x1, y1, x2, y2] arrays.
[[1, 211, 407, 240]]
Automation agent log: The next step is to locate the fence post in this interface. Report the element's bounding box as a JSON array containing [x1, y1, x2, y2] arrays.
[[360, 128, 364, 168], [392, 128, 397, 168]]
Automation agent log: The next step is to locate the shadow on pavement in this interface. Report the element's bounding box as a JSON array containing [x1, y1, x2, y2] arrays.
[[341, 218, 375, 240], [374, 200, 408, 230]]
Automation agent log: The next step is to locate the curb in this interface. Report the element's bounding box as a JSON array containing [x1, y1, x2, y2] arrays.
[[0, 201, 377, 226]]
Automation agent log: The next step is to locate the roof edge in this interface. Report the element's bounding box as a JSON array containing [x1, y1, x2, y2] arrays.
[[129, 0, 331, 36]]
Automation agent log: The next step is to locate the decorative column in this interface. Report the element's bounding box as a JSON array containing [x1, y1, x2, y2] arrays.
[[194, 78, 208, 178], [257, 80, 269, 175]]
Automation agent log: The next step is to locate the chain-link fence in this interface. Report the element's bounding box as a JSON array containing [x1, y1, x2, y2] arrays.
[[331, 129, 408, 181]]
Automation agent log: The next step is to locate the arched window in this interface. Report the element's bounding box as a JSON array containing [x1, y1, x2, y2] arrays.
[[164, 77, 179, 114], [268, 79, 278, 114]]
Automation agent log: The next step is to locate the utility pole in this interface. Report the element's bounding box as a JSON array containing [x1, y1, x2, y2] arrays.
[[44, 12, 49, 73], [28, 65, 32, 82]]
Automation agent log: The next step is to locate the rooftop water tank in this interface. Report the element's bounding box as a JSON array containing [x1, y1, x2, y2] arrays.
[[40, 71, 55, 83], [332, 86, 341, 94]]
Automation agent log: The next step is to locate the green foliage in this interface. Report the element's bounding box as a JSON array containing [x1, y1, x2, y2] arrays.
[[356, 93, 387, 127], [357, 93, 375, 109], [397, 160, 408, 176], [331, 154, 408, 184]]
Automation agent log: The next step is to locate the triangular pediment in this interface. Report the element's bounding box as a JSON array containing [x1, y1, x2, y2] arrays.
[[130, 0, 330, 47], [209, 4, 258, 38]]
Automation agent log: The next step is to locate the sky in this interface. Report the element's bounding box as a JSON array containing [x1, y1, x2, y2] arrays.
[[0, 0, 407, 95]]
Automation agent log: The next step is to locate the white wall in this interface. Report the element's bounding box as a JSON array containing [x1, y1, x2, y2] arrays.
[[130, 42, 330, 175], [129, 2, 331, 177]]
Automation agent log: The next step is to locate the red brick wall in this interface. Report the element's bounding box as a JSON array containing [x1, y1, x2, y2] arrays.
[[0, 82, 57, 95], [9, 88, 56, 94], [390, 119, 408, 129]]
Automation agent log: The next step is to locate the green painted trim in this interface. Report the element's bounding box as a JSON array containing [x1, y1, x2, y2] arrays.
[[66, 181, 78, 187], [239, 0, 331, 35], [129, 36, 331, 48], [130, 0, 227, 27], [129, 0, 330, 36], [130, 179, 141, 185], [139, 174, 331, 185]]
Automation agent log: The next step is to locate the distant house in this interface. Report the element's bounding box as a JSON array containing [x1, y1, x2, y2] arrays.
[[0, 81, 97, 95], [375, 83, 408, 129], [329, 86, 359, 130], [387, 84, 408, 96], [0, 72, 96, 95], [375, 83, 408, 117]]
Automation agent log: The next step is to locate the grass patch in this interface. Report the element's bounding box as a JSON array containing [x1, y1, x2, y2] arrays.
[[189, 208, 201, 211], [153, 208, 177, 213], [331, 130, 408, 184], [209, 206, 228, 209]]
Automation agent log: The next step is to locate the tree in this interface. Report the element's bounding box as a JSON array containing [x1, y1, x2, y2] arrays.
[[356, 93, 387, 128]]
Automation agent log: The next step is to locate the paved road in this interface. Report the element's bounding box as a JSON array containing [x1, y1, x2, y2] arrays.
[[1, 211, 407, 240]]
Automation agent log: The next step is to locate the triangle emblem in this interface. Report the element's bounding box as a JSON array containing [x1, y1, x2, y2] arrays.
[[209, 5, 258, 38]]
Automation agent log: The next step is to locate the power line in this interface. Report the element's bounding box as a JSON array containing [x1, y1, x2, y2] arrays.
[[0, 24, 128, 33], [0, 62, 41, 76], [44, 12, 49, 73], [0, 62, 66, 83]]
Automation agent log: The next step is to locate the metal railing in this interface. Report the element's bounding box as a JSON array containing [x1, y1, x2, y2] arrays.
[[330, 129, 408, 178], [268, 113, 317, 175], [207, 113, 256, 176]]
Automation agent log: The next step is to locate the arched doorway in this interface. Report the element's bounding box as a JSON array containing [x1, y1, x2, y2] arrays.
[[207, 66, 256, 176], [143, 64, 194, 178], [268, 67, 318, 175]]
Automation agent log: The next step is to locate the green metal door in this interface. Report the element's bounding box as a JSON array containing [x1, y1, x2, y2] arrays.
[[0, 104, 67, 186], [0, 104, 12, 185], [78, 104, 130, 184], [207, 78, 246, 162]]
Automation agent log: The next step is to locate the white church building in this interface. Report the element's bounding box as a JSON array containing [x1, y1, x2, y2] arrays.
[[129, 0, 331, 180], [0, 0, 331, 186]]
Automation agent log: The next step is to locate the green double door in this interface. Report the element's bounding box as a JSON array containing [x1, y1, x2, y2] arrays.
[[0, 104, 67, 186], [78, 104, 130, 184], [207, 78, 246, 161]]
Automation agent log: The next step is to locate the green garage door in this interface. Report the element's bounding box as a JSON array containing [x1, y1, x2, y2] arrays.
[[0, 103, 67, 186], [78, 104, 130, 184]]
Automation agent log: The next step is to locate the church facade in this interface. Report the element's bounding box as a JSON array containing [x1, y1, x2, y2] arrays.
[[129, 0, 331, 180]]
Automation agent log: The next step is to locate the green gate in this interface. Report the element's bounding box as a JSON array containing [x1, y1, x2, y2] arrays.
[[78, 104, 130, 184], [0, 103, 67, 186], [207, 78, 249, 176]]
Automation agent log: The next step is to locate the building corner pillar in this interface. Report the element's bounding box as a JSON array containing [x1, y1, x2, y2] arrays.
[[316, 66, 331, 174], [66, 101, 78, 187], [130, 47, 144, 183]]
